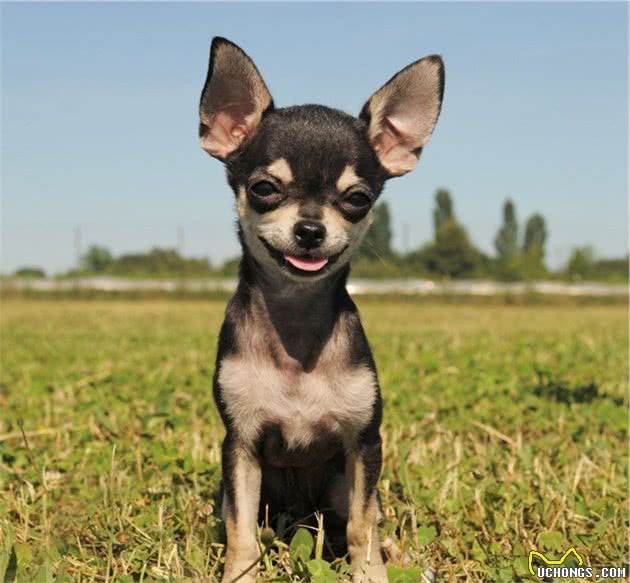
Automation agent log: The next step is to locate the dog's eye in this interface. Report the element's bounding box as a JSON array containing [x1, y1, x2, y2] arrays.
[[249, 180, 279, 198], [344, 191, 372, 209]]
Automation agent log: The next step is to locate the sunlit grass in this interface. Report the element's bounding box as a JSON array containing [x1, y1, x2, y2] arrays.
[[0, 299, 627, 581]]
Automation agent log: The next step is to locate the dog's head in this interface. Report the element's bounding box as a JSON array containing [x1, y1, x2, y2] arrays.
[[199, 37, 444, 281]]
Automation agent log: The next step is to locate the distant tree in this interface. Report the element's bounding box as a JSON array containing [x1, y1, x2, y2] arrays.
[[108, 247, 213, 277], [517, 250, 547, 281], [14, 266, 46, 278], [523, 214, 548, 256], [422, 219, 481, 278], [518, 213, 549, 279], [494, 199, 519, 260], [81, 245, 113, 273], [566, 246, 595, 281], [220, 257, 241, 277], [358, 202, 393, 259], [433, 188, 454, 237], [592, 256, 629, 282]]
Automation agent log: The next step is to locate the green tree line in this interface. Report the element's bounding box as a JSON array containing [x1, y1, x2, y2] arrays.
[[352, 189, 626, 282], [9, 189, 628, 282]]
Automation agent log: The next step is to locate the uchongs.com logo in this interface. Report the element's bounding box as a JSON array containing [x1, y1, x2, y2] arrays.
[[528, 547, 628, 579]]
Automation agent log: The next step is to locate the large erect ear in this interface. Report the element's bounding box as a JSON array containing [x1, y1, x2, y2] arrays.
[[360, 55, 445, 177], [199, 37, 273, 160]]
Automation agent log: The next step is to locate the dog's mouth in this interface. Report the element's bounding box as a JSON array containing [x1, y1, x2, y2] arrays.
[[284, 255, 328, 272], [259, 237, 346, 276]]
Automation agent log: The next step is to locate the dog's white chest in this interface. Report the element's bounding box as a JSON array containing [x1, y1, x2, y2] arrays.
[[218, 355, 376, 450]]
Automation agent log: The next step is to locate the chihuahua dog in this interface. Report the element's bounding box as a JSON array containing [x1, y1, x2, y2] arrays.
[[199, 38, 444, 583]]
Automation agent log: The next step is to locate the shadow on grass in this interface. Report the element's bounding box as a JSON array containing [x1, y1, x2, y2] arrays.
[[533, 379, 624, 406]]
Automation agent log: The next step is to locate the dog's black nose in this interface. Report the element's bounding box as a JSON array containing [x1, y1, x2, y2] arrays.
[[293, 220, 326, 249]]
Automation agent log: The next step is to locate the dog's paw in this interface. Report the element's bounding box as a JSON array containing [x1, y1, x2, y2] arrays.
[[222, 572, 257, 583], [221, 561, 258, 583], [352, 563, 388, 583]]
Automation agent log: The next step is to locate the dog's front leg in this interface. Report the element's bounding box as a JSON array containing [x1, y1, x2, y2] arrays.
[[221, 436, 262, 583], [346, 437, 388, 583]]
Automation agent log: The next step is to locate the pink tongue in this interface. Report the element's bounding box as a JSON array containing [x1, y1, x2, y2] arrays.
[[285, 255, 329, 272]]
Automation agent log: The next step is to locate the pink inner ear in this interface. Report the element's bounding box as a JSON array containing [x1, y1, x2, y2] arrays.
[[372, 115, 421, 176], [364, 55, 443, 176], [388, 111, 425, 146], [372, 117, 401, 155], [201, 111, 255, 159]]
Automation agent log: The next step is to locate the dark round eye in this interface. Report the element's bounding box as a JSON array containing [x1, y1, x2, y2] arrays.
[[344, 191, 372, 208], [249, 180, 279, 198]]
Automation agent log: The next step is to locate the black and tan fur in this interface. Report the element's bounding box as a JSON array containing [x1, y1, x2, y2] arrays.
[[199, 37, 445, 583]]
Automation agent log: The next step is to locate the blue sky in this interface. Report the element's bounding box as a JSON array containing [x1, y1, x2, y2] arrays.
[[2, 2, 627, 274]]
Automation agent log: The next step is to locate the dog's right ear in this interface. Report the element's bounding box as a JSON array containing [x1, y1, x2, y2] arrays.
[[199, 37, 273, 160], [360, 55, 445, 177]]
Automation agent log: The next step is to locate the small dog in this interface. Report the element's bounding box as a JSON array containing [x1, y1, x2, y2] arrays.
[[199, 37, 444, 583]]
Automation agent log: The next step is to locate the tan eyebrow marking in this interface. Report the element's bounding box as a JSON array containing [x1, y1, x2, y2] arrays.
[[265, 158, 294, 185], [336, 165, 361, 192]]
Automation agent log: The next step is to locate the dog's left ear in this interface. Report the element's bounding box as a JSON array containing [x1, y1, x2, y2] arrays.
[[199, 37, 274, 160], [360, 55, 445, 177]]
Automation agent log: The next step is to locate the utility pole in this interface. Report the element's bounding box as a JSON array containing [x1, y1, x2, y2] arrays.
[[74, 226, 82, 268]]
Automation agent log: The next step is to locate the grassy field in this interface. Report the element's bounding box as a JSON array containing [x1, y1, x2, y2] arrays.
[[0, 299, 627, 582]]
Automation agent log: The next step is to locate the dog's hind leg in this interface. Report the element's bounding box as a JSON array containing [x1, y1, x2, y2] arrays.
[[221, 437, 262, 583], [345, 439, 388, 583]]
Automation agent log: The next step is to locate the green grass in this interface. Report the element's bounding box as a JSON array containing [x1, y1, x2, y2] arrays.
[[0, 299, 627, 582]]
